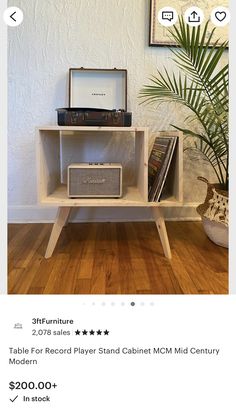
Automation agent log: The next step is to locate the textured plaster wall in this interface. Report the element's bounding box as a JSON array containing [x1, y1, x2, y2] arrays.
[[8, 0, 227, 221]]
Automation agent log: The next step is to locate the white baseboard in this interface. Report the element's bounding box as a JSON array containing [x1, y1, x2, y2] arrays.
[[8, 204, 200, 223]]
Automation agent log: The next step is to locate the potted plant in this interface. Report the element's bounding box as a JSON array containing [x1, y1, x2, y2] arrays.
[[140, 18, 228, 247]]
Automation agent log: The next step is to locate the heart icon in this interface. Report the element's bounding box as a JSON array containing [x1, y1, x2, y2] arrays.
[[215, 11, 226, 22]]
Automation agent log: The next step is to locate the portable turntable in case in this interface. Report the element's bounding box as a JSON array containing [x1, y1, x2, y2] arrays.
[[56, 68, 132, 127]]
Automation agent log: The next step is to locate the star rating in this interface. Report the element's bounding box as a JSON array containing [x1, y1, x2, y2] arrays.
[[74, 329, 110, 336]]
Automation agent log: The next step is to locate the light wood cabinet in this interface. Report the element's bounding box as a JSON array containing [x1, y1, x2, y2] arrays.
[[37, 126, 183, 258]]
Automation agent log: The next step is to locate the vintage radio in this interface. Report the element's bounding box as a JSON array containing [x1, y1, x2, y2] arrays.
[[56, 68, 132, 127], [67, 163, 122, 198]]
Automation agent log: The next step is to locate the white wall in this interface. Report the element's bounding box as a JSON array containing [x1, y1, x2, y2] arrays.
[[8, 0, 225, 222]]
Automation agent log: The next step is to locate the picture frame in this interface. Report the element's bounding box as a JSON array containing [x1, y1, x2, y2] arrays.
[[149, 0, 174, 47], [149, 0, 229, 47]]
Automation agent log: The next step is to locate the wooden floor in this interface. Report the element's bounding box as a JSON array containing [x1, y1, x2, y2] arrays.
[[8, 222, 228, 295]]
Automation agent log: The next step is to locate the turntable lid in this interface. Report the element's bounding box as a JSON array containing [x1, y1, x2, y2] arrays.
[[69, 68, 127, 111]]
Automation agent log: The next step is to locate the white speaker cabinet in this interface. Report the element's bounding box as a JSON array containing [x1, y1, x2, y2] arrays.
[[67, 163, 122, 198]]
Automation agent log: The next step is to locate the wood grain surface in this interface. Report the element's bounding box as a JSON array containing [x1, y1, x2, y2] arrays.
[[8, 222, 228, 295]]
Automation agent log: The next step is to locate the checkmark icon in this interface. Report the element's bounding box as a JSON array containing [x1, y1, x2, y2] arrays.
[[10, 395, 18, 403]]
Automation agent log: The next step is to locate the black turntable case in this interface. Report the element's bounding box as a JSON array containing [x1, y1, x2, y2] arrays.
[[56, 68, 132, 127]]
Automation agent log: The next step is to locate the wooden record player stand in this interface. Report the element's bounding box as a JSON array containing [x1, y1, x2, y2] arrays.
[[37, 127, 183, 259]]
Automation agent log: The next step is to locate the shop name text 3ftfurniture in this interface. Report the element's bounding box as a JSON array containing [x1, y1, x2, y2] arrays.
[[37, 127, 183, 259]]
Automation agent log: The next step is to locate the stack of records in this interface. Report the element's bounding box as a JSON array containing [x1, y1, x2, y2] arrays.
[[148, 136, 177, 202]]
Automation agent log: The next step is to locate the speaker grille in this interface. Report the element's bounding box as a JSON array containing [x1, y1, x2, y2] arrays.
[[69, 167, 121, 197]]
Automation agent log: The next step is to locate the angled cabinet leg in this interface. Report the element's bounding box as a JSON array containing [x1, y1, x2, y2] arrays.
[[45, 207, 71, 259], [152, 207, 172, 259]]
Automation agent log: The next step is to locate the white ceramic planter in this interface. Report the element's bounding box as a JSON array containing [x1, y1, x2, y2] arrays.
[[202, 216, 228, 248]]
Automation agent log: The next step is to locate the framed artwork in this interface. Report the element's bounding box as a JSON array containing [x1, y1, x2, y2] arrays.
[[149, 0, 229, 47]]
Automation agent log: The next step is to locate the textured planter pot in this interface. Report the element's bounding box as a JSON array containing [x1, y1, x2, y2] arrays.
[[197, 177, 228, 249], [202, 217, 228, 248]]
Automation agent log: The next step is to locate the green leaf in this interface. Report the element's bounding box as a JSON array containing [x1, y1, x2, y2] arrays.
[[139, 19, 228, 186]]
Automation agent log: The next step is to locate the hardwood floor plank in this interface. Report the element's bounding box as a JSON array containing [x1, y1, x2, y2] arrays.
[[74, 279, 91, 294], [154, 262, 184, 295], [25, 254, 56, 290], [167, 222, 228, 294], [77, 259, 94, 280], [10, 257, 44, 294], [8, 224, 35, 267], [27, 287, 44, 294], [169, 249, 200, 294], [65, 223, 97, 258], [8, 222, 228, 295], [43, 253, 70, 294], [131, 258, 151, 292], [117, 223, 137, 294], [8, 224, 22, 241], [89, 223, 108, 294], [54, 258, 80, 294], [8, 224, 32, 253], [17, 225, 49, 269], [133, 222, 180, 294], [104, 223, 121, 294], [8, 268, 25, 294]]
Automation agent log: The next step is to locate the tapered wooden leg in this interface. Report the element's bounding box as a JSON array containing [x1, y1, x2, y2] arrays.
[[152, 207, 172, 259], [45, 207, 71, 259]]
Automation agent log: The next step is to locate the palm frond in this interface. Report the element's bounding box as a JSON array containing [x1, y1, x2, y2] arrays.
[[139, 18, 228, 187]]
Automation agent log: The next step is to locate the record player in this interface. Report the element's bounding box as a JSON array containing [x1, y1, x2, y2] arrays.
[[56, 68, 132, 127]]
